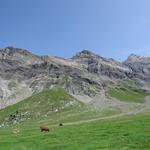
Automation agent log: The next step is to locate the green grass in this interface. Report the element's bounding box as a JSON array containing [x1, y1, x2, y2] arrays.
[[0, 87, 149, 149], [0, 87, 121, 128], [0, 86, 150, 149], [118, 79, 134, 87], [108, 86, 149, 103], [54, 108, 121, 124], [0, 88, 83, 124], [0, 112, 150, 150]]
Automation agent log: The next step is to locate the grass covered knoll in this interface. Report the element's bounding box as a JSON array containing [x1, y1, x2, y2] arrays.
[[108, 86, 149, 103], [0, 112, 150, 149], [0, 88, 83, 125]]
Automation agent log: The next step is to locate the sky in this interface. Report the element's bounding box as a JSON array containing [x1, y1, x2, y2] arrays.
[[1, 0, 150, 61]]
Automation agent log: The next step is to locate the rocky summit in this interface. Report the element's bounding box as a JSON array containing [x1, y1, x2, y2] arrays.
[[0, 47, 150, 109]]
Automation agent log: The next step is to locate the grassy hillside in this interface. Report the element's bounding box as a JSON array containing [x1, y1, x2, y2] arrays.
[[108, 85, 149, 103], [0, 84, 150, 149], [0, 112, 149, 149], [0, 88, 83, 126]]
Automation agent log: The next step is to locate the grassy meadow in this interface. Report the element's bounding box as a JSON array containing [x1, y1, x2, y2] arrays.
[[0, 87, 149, 149], [0, 112, 150, 150], [108, 85, 149, 103]]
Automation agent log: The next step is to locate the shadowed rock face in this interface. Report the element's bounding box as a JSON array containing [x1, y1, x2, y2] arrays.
[[0, 47, 150, 108], [124, 54, 150, 82], [72, 50, 131, 79]]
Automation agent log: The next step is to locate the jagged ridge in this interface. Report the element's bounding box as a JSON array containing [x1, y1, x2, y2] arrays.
[[0, 47, 150, 109]]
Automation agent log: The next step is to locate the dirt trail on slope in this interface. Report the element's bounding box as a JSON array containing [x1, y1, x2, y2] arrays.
[[19, 95, 150, 129]]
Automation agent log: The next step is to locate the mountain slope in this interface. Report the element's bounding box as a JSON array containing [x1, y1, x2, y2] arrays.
[[0, 88, 83, 126], [0, 47, 150, 150], [0, 47, 150, 109]]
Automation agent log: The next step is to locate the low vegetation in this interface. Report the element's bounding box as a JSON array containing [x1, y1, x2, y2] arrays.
[[108, 85, 149, 103], [0, 88, 83, 126], [0, 112, 149, 149], [0, 85, 149, 149]]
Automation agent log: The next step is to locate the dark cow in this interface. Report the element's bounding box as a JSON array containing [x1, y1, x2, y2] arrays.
[[40, 126, 49, 132], [59, 123, 63, 126]]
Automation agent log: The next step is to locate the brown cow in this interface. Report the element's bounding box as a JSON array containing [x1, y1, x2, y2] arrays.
[[40, 126, 49, 132]]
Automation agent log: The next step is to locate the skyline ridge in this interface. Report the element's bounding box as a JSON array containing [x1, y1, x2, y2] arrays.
[[1, 0, 150, 61], [0, 46, 150, 62]]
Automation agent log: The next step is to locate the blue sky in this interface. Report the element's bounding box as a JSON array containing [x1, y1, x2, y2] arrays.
[[0, 0, 150, 61]]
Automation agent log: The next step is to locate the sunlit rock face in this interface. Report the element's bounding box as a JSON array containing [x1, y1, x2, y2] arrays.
[[0, 47, 150, 108]]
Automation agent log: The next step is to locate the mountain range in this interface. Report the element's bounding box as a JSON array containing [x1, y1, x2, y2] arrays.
[[0, 47, 150, 109]]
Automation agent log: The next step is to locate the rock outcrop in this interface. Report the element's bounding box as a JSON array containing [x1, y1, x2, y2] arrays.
[[0, 47, 150, 109], [124, 54, 150, 82]]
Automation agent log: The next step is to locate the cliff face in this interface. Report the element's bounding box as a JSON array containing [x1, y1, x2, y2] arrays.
[[0, 47, 150, 109], [72, 50, 130, 79], [124, 54, 150, 82]]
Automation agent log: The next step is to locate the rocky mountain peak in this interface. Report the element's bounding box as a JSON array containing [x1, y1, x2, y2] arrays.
[[0, 47, 32, 56], [72, 50, 101, 59], [0, 46, 150, 109], [126, 54, 141, 62], [125, 53, 150, 64], [0, 47, 41, 65]]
